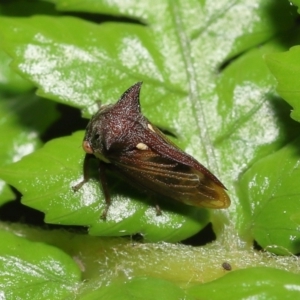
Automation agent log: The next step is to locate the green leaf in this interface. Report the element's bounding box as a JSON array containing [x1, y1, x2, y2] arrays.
[[0, 0, 58, 17], [0, 182, 14, 206], [0, 229, 81, 299], [0, 94, 58, 165], [0, 0, 299, 246], [215, 42, 300, 173], [0, 5, 60, 206], [290, 0, 300, 14], [187, 267, 300, 299], [54, 0, 296, 48], [238, 136, 300, 255], [0, 92, 59, 205], [2, 223, 298, 299], [265, 46, 300, 122], [0, 49, 33, 93], [81, 277, 191, 300], [0, 0, 57, 93], [0, 131, 209, 242], [1, 2, 300, 298]]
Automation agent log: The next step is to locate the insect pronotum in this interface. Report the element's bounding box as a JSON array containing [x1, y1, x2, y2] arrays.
[[73, 82, 230, 219]]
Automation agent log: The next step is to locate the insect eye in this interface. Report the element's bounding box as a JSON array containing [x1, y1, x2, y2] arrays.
[[92, 133, 100, 141]]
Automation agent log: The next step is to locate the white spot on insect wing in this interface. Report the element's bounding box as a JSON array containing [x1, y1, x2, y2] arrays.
[[147, 124, 155, 132], [136, 143, 148, 150]]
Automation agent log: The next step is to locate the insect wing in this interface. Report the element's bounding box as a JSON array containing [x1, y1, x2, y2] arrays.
[[107, 142, 230, 209]]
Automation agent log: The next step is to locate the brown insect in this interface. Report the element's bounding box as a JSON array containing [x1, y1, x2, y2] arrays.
[[73, 82, 230, 219]]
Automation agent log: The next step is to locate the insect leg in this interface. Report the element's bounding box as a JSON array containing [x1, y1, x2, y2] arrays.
[[72, 153, 94, 191], [98, 161, 111, 220], [155, 204, 162, 216]]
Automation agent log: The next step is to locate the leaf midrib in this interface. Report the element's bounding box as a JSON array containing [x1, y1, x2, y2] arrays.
[[170, 0, 220, 175]]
